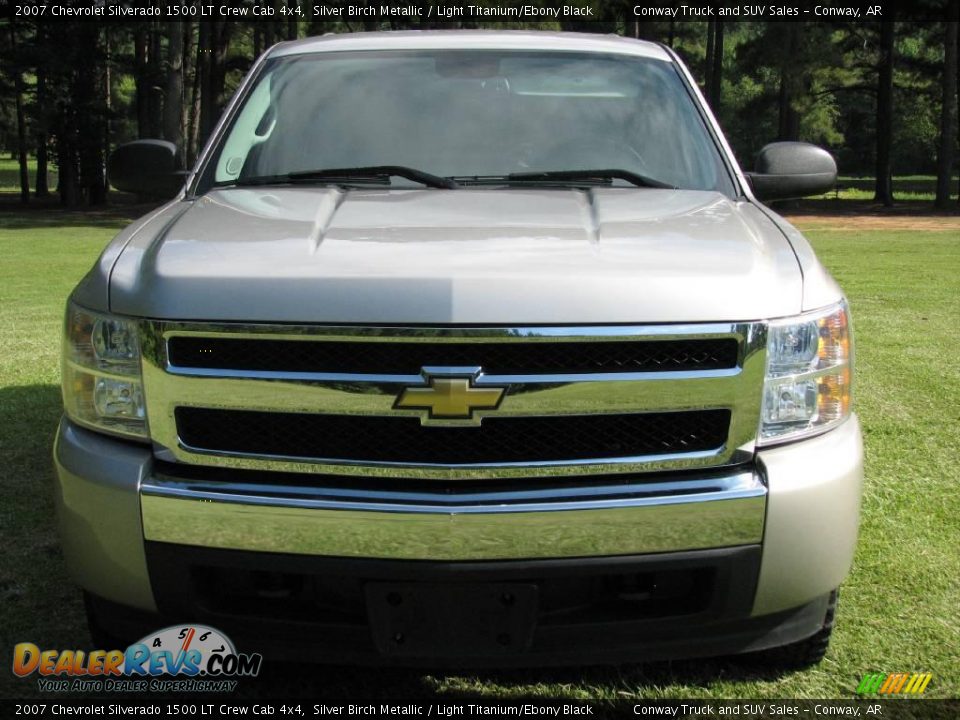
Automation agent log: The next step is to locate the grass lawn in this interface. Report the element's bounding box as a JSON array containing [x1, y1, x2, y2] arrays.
[[817, 176, 959, 203], [0, 207, 957, 700], [0, 157, 58, 195]]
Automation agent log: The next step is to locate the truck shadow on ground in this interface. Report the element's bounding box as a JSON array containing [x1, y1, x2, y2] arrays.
[[238, 652, 798, 698]]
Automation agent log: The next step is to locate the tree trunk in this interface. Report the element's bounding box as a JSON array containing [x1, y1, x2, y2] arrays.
[[103, 26, 112, 194], [35, 133, 49, 197], [198, 21, 234, 148], [148, 21, 163, 137], [77, 25, 107, 205], [363, 1, 379, 32], [286, 0, 299, 39], [134, 25, 150, 138], [709, 21, 724, 111], [777, 25, 801, 141], [181, 21, 193, 151], [57, 140, 79, 207], [188, 23, 203, 165], [34, 40, 50, 197], [198, 21, 214, 145], [705, 21, 715, 94], [935, 3, 958, 208], [164, 15, 184, 149], [270, 1, 282, 44], [10, 21, 30, 205], [874, 21, 895, 206], [777, 77, 800, 141]]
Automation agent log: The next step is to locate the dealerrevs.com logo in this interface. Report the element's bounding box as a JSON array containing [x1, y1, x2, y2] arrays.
[[13, 625, 262, 693]]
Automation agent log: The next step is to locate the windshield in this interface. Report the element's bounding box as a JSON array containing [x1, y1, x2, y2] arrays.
[[198, 50, 735, 195]]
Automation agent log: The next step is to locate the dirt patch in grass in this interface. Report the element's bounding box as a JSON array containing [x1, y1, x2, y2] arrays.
[[784, 198, 960, 231], [786, 214, 960, 232]]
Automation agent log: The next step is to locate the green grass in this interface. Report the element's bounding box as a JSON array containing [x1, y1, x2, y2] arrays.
[[809, 176, 959, 203], [0, 156, 58, 194], [0, 208, 958, 700]]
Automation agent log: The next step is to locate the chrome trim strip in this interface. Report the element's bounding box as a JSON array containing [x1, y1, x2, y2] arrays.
[[159, 322, 749, 342], [64, 359, 140, 383], [152, 374, 748, 415], [143, 472, 758, 506], [164, 366, 742, 384], [141, 471, 766, 560], [171, 442, 721, 472], [140, 321, 767, 479]]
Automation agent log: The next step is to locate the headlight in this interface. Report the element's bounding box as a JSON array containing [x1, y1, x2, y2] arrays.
[[758, 301, 852, 445], [62, 302, 148, 439]]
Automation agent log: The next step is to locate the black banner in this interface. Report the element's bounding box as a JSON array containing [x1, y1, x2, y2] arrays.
[[2, 699, 960, 719], [0, 0, 946, 24]]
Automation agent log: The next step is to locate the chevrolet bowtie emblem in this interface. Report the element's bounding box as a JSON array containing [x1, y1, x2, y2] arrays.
[[395, 369, 505, 425]]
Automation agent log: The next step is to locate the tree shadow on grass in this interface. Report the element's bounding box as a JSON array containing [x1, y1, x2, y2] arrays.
[[0, 382, 64, 523], [0, 196, 160, 230], [789, 197, 960, 217], [0, 383, 94, 700]]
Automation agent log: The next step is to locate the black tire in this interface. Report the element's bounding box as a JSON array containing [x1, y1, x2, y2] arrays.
[[749, 589, 838, 669]]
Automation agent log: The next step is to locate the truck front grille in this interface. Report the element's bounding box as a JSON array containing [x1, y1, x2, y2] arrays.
[[175, 408, 730, 465], [168, 336, 739, 375], [140, 322, 766, 479]]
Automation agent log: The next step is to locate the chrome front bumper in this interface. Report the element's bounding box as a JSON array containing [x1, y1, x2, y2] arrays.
[[54, 415, 862, 618], [139, 471, 766, 561]]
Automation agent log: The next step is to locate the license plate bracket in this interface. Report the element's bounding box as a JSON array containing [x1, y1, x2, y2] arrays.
[[365, 582, 539, 658]]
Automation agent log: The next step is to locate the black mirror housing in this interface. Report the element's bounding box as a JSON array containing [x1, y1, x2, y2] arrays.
[[108, 140, 185, 197], [745, 142, 837, 202]]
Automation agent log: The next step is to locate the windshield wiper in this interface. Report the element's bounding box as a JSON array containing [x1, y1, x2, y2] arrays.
[[451, 170, 675, 189], [505, 169, 677, 189], [221, 165, 458, 190]]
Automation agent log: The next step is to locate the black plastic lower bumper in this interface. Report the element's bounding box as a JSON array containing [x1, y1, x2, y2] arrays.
[[87, 543, 829, 667]]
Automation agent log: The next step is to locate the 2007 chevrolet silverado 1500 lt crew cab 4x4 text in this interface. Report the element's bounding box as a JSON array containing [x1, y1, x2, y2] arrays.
[[55, 31, 862, 667]]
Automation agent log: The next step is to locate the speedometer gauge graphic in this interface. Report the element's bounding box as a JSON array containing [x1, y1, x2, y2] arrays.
[[134, 624, 235, 674]]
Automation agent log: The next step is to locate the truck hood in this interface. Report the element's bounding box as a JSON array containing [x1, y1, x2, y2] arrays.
[[110, 187, 802, 324]]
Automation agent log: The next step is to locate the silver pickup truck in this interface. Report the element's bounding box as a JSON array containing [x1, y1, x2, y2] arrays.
[[56, 31, 862, 667]]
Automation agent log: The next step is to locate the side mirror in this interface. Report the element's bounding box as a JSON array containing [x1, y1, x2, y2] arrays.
[[108, 140, 185, 197], [745, 142, 837, 202]]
